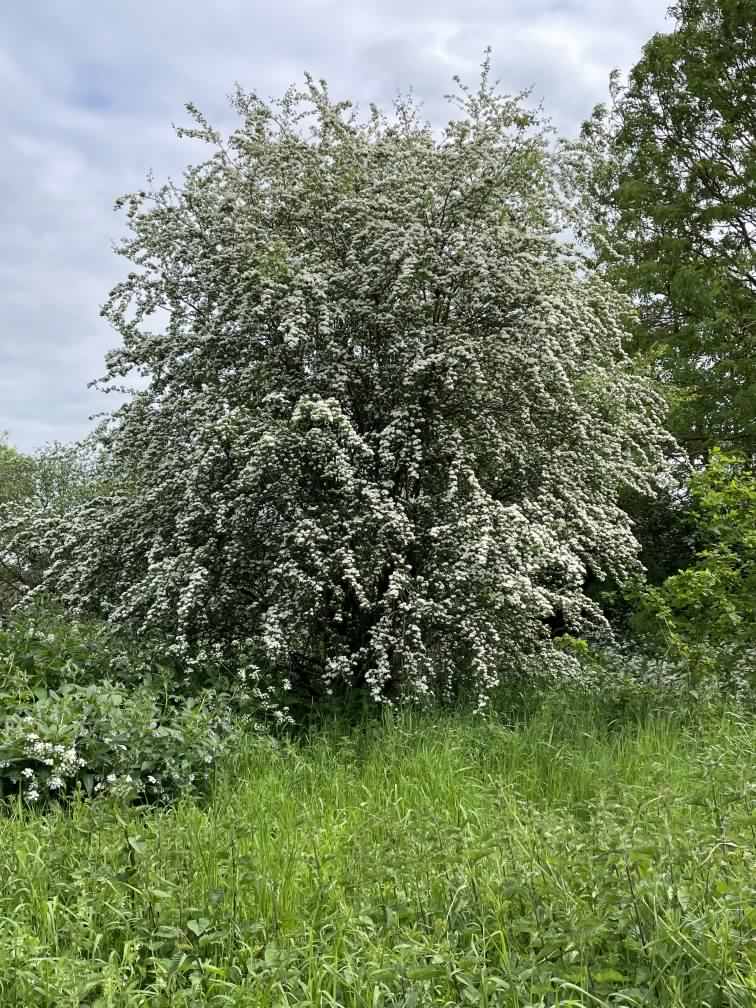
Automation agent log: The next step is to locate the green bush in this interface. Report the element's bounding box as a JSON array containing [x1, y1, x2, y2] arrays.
[[0, 678, 233, 805], [0, 604, 182, 692], [634, 450, 756, 695], [0, 606, 276, 807]]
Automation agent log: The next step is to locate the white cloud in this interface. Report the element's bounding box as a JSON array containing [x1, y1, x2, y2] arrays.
[[0, 0, 671, 451]]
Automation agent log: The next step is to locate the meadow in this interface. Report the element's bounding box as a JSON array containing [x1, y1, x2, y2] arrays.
[[2, 696, 755, 1007]]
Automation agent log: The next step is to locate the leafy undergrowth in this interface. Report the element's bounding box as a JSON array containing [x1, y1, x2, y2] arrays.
[[1, 703, 755, 1006]]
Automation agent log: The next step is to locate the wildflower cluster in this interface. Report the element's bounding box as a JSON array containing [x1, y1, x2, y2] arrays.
[[6, 64, 669, 706], [9, 735, 84, 802]]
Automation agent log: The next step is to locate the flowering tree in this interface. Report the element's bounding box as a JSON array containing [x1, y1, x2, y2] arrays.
[[19, 67, 669, 706], [0, 440, 99, 610]]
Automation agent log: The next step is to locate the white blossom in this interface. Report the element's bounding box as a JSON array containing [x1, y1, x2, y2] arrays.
[[4, 65, 670, 708]]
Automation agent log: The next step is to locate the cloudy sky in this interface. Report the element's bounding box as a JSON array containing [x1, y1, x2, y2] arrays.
[[1, 1, 671, 452]]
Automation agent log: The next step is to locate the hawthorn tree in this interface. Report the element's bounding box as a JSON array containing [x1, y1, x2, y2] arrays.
[[18, 67, 669, 706], [0, 441, 100, 607]]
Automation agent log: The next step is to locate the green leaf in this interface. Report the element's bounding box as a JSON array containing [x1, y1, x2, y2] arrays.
[[406, 964, 447, 980], [593, 968, 629, 984], [187, 918, 211, 937]]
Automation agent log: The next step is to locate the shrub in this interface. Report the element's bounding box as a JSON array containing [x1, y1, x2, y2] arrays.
[[0, 441, 103, 611], [0, 603, 289, 710], [0, 607, 284, 806], [634, 449, 756, 695], [0, 677, 231, 806], [0, 604, 176, 692]]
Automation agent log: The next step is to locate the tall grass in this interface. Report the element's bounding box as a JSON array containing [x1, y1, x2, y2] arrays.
[[1, 698, 754, 1006]]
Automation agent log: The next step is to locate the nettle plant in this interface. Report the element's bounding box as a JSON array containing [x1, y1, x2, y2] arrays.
[[18, 64, 669, 707]]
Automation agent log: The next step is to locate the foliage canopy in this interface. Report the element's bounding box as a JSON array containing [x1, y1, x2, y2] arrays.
[[566, 0, 756, 460]]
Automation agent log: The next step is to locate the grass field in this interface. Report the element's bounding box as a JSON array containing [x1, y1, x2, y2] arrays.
[[1, 697, 755, 1006]]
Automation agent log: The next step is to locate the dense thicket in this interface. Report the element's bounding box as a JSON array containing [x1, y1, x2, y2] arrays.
[[635, 449, 755, 690], [5, 69, 669, 706]]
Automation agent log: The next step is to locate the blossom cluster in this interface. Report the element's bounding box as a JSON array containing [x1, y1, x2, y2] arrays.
[[0, 729, 85, 802]]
